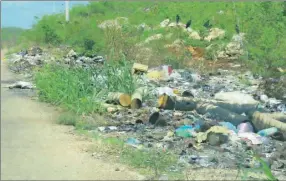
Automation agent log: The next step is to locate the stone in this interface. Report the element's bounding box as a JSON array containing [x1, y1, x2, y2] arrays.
[[160, 19, 170, 27], [144, 34, 163, 43], [204, 28, 225, 41], [67, 49, 77, 58], [189, 31, 201, 40]]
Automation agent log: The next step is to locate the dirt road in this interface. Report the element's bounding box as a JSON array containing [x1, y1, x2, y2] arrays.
[[1, 51, 144, 180]]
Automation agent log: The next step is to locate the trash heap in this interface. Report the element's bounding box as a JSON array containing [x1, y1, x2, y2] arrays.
[[7, 48, 286, 179], [7, 48, 105, 74], [97, 63, 286, 180], [8, 47, 48, 74]]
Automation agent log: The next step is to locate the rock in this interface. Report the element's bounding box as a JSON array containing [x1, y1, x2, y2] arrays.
[[218, 33, 245, 60], [204, 28, 225, 41], [67, 49, 77, 59], [144, 34, 163, 43], [214, 91, 259, 105], [160, 19, 170, 27], [98, 17, 128, 29], [168, 22, 177, 27], [189, 30, 201, 40]]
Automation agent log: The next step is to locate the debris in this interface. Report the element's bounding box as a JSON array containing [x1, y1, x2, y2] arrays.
[[214, 91, 259, 105], [132, 63, 148, 74], [126, 137, 141, 148], [181, 90, 194, 98], [251, 112, 286, 138], [207, 133, 228, 146], [175, 125, 199, 138], [156, 87, 176, 97], [218, 122, 237, 133], [158, 95, 197, 111], [131, 87, 147, 109], [196, 126, 230, 143], [237, 122, 254, 133], [106, 92, 131, 107], [196, 102, 248, 126], [238, 132, 263, 145], [8, 81, 35, 89], [149, 112, 167, 126], [257, 127, 279, 137]]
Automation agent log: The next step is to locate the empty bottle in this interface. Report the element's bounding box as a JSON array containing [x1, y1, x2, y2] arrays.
[[257, 127, 278, 137]]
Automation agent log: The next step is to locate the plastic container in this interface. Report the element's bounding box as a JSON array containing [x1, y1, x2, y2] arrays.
[[257, 127, 278, 137], [237, 122, 254, 133], [175, 124, 200, 138]]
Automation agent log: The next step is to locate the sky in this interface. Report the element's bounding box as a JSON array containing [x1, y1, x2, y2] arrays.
[[1, 1, 89, 29]]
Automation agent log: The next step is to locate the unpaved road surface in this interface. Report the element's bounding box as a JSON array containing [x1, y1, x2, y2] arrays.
[[1, 51, 144, 180]]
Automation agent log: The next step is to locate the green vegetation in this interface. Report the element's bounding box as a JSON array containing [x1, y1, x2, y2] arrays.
[[16, 1, 286, 76], [34, 59, 137, 115], [1, 27, 25, 48], [57, 112, 78, 126]]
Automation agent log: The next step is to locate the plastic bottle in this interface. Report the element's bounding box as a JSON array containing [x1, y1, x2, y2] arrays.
[[257, 127, 278, 137]]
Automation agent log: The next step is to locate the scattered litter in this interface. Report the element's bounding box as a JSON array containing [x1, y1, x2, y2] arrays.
[[8, 81, 35, 89]]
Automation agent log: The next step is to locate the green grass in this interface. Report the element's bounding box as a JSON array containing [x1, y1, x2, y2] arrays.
[[57, 112, 78, 126], [34, 59, 137, 115]]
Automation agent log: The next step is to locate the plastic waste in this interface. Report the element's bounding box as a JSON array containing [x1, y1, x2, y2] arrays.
[[126, 138, 141, 146], [238, 132, 263, 145], [219, 122, 237, 133], [175, 125, 200, 138], [257, 127, 278, 137], [156, 87, 175, 96], [146, 65, 172, 81], [237, 122, 254, 133]]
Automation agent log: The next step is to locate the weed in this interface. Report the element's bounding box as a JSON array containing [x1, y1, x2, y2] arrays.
[[79, 129, 178, 178], [57, 112, 78, 126]]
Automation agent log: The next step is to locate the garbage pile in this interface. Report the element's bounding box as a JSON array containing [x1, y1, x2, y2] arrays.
[[96, 63, 286, 180], [7, 48, 105, 74], [63, 49, 105, 68], [8, 47, 49, 73]]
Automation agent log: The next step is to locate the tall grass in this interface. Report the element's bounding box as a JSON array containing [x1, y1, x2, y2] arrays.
[[34, 59, 137, 115]]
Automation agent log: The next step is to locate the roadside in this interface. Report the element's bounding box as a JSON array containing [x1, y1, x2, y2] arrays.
[[1, 49, 144, 180]]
